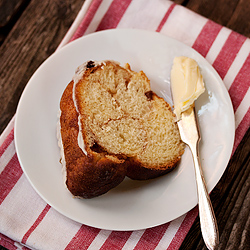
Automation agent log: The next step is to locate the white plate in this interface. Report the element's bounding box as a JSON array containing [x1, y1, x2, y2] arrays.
[[15, 29, 235, 231]]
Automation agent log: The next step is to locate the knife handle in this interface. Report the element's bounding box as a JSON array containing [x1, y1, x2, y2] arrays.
[[190, 142, 219, 250]]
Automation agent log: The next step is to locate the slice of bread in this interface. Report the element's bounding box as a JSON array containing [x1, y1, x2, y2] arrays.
[[58, 60, 184, 198], [59, 81, 128, 199]]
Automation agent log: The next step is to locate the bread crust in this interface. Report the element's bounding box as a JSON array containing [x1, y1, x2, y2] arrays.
[[60, 81, 128, 198], [126, 156, 181, 180]]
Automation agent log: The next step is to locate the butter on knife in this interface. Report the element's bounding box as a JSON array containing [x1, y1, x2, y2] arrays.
[[171, 56, 205, 120]]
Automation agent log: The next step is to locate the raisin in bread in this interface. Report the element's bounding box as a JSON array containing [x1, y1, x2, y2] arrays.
[[58, 60, 184, 198]]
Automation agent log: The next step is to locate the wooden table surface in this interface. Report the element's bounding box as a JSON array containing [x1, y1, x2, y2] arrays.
[[0, 0, 249, 249]]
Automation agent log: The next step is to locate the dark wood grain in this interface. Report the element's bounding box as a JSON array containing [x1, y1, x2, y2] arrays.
[[0, 0, 30, 44], [0, 0, 28, 26], [0, 0, 249, 250], [227, 0, 250, 37]]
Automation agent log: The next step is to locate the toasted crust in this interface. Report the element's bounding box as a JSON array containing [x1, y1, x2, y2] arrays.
[[58, 61, 184, 198], [60, 81, 128, 198], [126, 153, 181, 180]]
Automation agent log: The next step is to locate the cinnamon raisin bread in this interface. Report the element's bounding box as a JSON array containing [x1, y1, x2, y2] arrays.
[[58, 60, 184, 198]]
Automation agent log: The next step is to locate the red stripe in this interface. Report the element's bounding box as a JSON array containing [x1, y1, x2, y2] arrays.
[[0, 154, 23, 205], [70, 0, 103, 41], [156, 3, 176, 32], [192, 20, 222, 57], [167, 207, 198, 249], [0, 233, 18, 250], [134, 224, 170, 250], [0, 128, 14, 157], [21, 204, 51, 244], [100, 231, 132, 250], [232, 107, 250, 155], [212, 31, 247, 79], [228, 53, 250, 112], [96, 0, 132, 31], [65, 224, 100, 249]]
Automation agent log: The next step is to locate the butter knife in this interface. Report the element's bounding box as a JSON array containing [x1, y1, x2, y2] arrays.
[[177, 107, 219, 250]]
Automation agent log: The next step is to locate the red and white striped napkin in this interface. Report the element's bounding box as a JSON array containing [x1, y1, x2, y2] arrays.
[[1, 0, 249, 249]]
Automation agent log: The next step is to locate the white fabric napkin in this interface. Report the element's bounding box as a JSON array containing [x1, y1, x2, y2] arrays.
[[0, 0, 249, 249]]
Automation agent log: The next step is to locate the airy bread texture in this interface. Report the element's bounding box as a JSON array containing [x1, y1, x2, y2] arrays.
[[59, 60, 184, 198]]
